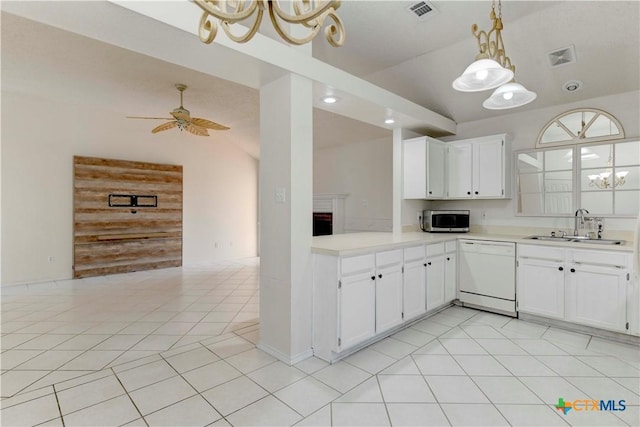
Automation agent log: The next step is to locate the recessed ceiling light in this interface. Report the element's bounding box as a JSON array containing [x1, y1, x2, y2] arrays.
[[384, 118, 395, 124], [562, 80, 583, 93], [321, 96, 338, 104]]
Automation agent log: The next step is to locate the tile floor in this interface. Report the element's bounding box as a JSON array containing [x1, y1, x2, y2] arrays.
[[1, 258, 639, 426]]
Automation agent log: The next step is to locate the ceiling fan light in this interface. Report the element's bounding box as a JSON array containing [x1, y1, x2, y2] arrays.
[[452, 59, 514, 92], [482, 82, 537, 110]]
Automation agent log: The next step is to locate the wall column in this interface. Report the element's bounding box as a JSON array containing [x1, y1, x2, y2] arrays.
[[258, 73, 314, 364]]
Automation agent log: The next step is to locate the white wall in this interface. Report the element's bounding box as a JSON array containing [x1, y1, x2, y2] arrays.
[[433, 90, 640, 233], [314, 137, 393, 232], [1, 91, 258, 285]]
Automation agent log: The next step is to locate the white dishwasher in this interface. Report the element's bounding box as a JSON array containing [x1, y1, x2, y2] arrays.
[[458, 240, 516, 317]]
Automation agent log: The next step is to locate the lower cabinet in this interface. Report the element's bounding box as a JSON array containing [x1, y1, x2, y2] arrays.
[[403, 246, 426, 321], [565, 263, 628, 332], [426, 241, 457, 311], [313, 240, 458, 362], [338, 272, 376, 351], [375, 250, 404, 333], [517, 244, 631, 334], [517, 257, 565, 320]]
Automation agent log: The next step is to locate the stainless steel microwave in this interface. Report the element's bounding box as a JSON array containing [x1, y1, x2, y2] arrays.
[[422, 210, 470, 232]]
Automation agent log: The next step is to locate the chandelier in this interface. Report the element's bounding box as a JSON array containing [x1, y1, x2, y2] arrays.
[[452, 0, 536, 110], [194, 0, 345, 46], [588, 171, 628, 189]]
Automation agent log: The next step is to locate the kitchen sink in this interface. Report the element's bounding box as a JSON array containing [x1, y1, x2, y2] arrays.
[[526, 235, 569, 241], [525, 235, 624, 245]]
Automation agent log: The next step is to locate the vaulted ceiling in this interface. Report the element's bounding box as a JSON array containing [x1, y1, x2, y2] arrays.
[[2, 1, 639, 158]]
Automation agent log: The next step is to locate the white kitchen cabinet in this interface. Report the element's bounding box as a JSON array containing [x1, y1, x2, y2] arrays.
[[425, 243, 446, 311], [517, 244, 632, 334], [403, 245, 426, 321], [447, 142, 473, 198], [444, 251, 457, 302], [565, 264, 627, 332], [339, 271, 376, 350], [403, 136, 446, 199], [338, 254, 376, 351], [375, 250, 404, 333], [565, 248, 630, 333], [517, 257, 565, 320], [447, 134, 508, 199]]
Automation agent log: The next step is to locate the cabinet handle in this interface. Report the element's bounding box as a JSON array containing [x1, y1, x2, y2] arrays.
[[429, 191, 432, 194], [371, 276, 375, 281], [558, 266, 564, 271], [570, 268, 576, 273], [378, 274, 382, 279], [423, 263, 427, 267], [446, 257, 450, 261], [474, 191, 479, 195], [467, 191, 471, 195], [428, 262, 432, 266]]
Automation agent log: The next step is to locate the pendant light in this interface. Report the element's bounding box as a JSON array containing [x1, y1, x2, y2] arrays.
[[453, 0, 536, 109], [482, 82, 537, 109]]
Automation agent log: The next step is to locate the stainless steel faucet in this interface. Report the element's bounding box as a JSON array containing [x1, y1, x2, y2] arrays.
[[574, 208, 589, 236]]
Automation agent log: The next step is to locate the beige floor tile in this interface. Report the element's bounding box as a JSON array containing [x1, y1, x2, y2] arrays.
[[0, 392, 60, 426], [129, 375, 196, 415], [62, 395, 140, 427], [386, 403, 450, 427], [57, 374, 126, 414], [246, 361, 307, 392], [115, 359, 177, 392], [275, 377, 340, 416], [182, 360, 242, 392], [313, 361, 371, 393], [331, 402, 390, 426], [143, 395, 221, 426], [201, 376, 268, 416], [226, 395, 302, 426]]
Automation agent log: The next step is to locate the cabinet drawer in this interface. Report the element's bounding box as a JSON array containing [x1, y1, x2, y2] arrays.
[[445, 240, 457, 253], [341, 253, 374, 276], [404, 245, 425, 262], [376, 249, 403, 269], [518, 244, 564, 261], [569, 249, 629, 268], [426, 242, 445, 257]]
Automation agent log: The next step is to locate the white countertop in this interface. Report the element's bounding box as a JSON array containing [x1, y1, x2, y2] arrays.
[[311, 231, 634, 256]]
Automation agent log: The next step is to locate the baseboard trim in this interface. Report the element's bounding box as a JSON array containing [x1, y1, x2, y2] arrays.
[[257, 342, 313, 365]]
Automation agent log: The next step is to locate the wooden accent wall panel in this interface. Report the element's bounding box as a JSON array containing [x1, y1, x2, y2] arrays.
[[73, 156, 183, 278]]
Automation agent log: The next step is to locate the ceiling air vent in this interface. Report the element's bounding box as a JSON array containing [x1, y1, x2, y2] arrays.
[[407, 1, 438, 21], [547, 45, 577, 68]]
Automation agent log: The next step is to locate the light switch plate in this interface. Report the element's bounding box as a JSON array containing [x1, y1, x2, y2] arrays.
[[275, 187, 286, 203]]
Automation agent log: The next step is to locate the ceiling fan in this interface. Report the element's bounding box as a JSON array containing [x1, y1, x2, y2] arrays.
[[127, 84, 230, 136]]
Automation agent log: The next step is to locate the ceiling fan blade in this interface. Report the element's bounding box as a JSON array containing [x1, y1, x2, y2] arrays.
[[186, 123, 210, 137], [192, 117, 230, 131], [127, 116, 174, 120], [151, 121, 179, 134], [171, 111, 191, 121]]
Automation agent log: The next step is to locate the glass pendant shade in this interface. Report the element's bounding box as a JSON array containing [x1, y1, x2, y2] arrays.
[[452, 59, 515, 92], [482, 82, 537, 110]]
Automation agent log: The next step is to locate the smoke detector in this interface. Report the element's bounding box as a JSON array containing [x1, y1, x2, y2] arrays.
[[407, 1, 439, 21], [547, 45, 577, 68], [562, 80, 583, 93]]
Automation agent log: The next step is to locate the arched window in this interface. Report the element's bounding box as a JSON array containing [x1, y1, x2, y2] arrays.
[[536, 108, 624, 148]]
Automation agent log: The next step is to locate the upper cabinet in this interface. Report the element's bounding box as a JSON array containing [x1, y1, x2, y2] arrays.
[[403, 133, 509, 201], [447, 134, 508, 199], [403, 136, 446, 199]]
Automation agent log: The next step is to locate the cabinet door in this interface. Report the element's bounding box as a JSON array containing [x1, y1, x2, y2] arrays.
[[338, 273, 376, 350], [447, 143, 472, 198], [403, 259, 426, 321], [517, 258, 565, 319], [444, 253, 457, 302], [473, 137, 504, 198], [565, 264, 627, 332], [427, 140, 446, 199], [426, 255, 445, 311], [376, 264, 404, 333], [403, 137, 427, 199]]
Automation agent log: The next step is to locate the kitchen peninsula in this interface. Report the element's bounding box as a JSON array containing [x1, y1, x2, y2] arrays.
[[311, 231, 636, 362]]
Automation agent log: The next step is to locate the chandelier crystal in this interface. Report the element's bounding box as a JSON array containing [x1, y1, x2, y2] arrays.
[[194, 0, 345, 46], [588, 171, 628, 189]]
